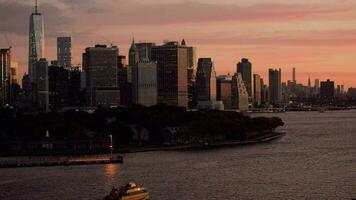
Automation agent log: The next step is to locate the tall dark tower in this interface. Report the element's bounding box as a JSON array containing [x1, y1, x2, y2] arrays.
[[128, 38, 139, 67], [29, 0, 45, 82]]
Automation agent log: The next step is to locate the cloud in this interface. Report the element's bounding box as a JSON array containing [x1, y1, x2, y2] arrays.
[[0, 1, 71, 36], [195, 30, 356, 46], [57, 1, 356, 27]]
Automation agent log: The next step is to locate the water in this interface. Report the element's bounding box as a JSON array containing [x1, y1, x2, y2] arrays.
[[0, 111, 355, 200]]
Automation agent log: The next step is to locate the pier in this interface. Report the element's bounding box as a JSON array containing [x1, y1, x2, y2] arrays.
[[0, 154, 123, 168]]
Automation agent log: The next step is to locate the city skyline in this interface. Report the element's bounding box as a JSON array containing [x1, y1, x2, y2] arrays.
[[1, 0, 356, 87]]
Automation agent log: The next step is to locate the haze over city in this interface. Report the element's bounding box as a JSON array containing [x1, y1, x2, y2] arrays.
[[1, 0, 356, 87]]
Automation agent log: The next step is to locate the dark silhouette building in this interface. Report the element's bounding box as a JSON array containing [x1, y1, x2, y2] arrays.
[[237, 58, 253, 102], [269, 68, 282, 105], [0, 48, 11, 106], [49, 65, 69, 110], [117, 55, 131, 106], [151, 41, 189, 108], [57, 37, 72, 69], [49, 65, 83, 110], [83, 45, 120, 107], [320, 79, 335, 103], [196, 58, 216, 102], [33, 58, 49, 112], [28, 0, 44, 82]]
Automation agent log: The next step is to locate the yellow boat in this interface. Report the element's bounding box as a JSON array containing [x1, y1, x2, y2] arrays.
[[104, 183, 149, 200]]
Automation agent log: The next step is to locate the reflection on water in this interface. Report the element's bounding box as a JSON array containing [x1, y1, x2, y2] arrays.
[[105, 164, 120, 186], [0, 111, 356, 200]]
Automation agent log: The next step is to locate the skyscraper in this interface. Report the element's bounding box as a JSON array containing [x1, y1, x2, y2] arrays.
[[10, 62, 18, 85], [320, 79, 334, 102], [236, 58, 253, 102], [128, 38, 139, 68], [231, 73, 249, 111], [314, 79, 320, 96], [151, 41, 189, 108], [253, 74, 262, 106], [183, 40, 197, 109], [306, 77, 311, 98], [48, 64, 72, 110], [217, 75, 232, 110], [29, 0, 45, 82], [0, 48, 11, 106], [132, 59, 157, 106], [260, 78, 268, 105], [269, 68, 282, 105], [196, 58, 217, 102], [57, 37, 72, 69], [83, 45, 120, 107], [33, 58, 49, 112], [135, 42, 156, 61], [292, 68, 296, 83]]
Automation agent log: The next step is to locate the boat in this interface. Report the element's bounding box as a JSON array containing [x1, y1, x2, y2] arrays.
[[104, 183, 149, 200]]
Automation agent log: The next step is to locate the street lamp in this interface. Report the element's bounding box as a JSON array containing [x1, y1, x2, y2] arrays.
[[109, 134, 113, 159]]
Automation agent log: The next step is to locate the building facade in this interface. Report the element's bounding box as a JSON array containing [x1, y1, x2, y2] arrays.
[[253, 74, 262, 106], [57, 37, 72, 69], [83, 45, 120, 107], [217, 75, 233, 110], [29, 2, 45, 82], [151, 41, 188, 108], [132, 59, 157, 106], [269, 68, 282, 105], [34, 58, 49, 112], [320, 79, 335, 102], [135, 42, 156, 61], [196, 58, 217, 102], [231, 73, 249, 111], [49, 65, 70, 110], [0, 48, 11, 106], [237, 58, 253, 102]]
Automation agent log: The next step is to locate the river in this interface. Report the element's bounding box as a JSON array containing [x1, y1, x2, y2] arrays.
[[0, 111, 355, 199]]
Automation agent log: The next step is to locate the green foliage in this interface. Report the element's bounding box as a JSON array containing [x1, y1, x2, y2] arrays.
[[0, 105, 284, 145]]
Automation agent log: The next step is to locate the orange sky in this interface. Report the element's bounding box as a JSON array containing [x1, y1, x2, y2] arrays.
[[1, 0, 356, 88]]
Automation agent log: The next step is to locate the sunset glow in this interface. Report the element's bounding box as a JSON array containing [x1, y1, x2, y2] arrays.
[[1, 0, 356, 87]]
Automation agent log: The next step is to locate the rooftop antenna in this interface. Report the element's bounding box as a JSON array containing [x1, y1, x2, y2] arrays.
[[35, 0, 38, 14]]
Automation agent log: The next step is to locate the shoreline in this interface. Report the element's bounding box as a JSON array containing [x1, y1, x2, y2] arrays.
[[0, 133, 285, 167], [118, 132, 286, 153]]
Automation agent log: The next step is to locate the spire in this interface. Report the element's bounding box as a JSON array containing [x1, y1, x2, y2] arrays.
[[35, 0, 38, 13], [130, 37, 136, 50], [181, 38, 186, 46]]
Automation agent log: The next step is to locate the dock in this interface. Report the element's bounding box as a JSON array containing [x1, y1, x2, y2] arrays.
[[0, 154, 123, 168]]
